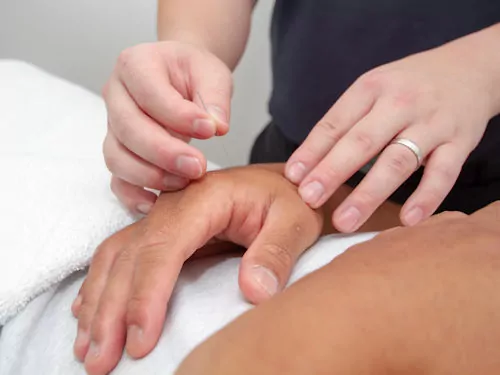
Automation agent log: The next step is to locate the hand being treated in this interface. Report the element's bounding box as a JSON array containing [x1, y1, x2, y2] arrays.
[[70, 164, 326, 375], [286, 25, 500, 232], [102, 41, 232, 215]]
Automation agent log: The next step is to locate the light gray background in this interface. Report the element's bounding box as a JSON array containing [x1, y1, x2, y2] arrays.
[[0, 1, 274, 167]]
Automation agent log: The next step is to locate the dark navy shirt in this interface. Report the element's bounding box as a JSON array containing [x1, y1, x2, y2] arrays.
[[268, 0, 500, 213]]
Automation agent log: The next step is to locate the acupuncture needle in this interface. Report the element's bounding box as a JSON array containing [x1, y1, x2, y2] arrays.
[[196, 90, 230, 164]]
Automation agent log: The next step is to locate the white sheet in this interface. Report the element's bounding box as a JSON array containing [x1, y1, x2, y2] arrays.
[[0, 234, 375, 375], [0, 60, 377, 374]]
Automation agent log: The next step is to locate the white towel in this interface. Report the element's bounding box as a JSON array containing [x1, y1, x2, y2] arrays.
[[0, 60, 218, 325], [0, 60, 132, 324]]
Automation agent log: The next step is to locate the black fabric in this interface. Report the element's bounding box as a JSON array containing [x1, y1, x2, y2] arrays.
[[262, 0, 500, 212], [250, 122, 500, 214]]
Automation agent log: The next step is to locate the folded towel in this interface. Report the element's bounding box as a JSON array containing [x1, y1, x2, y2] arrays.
[[0, 60, 131, 324], [0, 60, 218, 325]]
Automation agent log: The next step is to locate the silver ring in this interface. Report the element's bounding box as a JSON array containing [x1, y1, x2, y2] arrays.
[[389, 138, 423, 169]]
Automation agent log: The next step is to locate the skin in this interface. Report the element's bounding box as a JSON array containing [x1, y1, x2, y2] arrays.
[[105, 3, 500, 231], [176, 202, 500, 375], [71, 163, 400, 375], [103, 0, 254, 215], [286, 22, 500, 231]]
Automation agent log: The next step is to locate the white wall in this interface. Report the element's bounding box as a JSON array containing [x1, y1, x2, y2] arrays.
[[0, 1, 273, 167]]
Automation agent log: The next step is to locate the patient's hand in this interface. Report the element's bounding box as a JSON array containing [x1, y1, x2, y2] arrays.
[[71, 164, 325, 375], [177, 202, 500, 375]]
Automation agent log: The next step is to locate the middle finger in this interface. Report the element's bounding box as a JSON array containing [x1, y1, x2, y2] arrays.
[[298, 101, 409, 208]]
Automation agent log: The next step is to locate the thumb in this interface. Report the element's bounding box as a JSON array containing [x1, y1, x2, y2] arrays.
[[191, 61, 233, 136], [238, 200, 323, 304]]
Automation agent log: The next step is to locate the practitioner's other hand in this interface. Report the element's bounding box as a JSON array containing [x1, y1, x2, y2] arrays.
[[177, 201, 500, 375], [103, 41, 232, 215], [286, 27, 500, 231], [71, 164, 324, 375]]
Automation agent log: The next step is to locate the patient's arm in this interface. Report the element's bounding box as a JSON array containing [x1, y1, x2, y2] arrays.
[[177, 202, 500, 375]]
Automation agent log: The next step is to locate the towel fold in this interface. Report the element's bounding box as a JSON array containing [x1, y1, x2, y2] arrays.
[[0, 60, 140, 324]]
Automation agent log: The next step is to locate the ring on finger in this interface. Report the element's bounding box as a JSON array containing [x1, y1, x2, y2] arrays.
[[388, 138, 423, 170]]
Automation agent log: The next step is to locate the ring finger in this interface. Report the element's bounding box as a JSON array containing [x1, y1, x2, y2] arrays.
[[333, 126, 443, 232]]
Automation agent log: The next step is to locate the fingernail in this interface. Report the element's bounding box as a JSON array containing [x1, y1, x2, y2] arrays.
[[163, 175, 189, 190], [86, 341, 100, 360], [286, 162, 306, 184], [176, 155, 203, 178], [207, 105, 227, 124], [404, 207, 423, 226], [251, 266, 279, 297], [75, 329, 89, 351], [193, 118, 216, 138], [127, 325, 144, 346], [337, 206, 361, 232], [137, 203, 152, 215], [299, 181, 324, 206]]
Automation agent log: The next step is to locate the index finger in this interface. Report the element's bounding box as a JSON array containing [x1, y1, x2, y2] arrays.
[[285, 81, 375, 184], [124, 191, 229, 358], [118, 56, 217, 139]]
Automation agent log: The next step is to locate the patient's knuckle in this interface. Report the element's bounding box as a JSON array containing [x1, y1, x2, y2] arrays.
[[126, 295, 149, 325], [77, 306, 94, 331]]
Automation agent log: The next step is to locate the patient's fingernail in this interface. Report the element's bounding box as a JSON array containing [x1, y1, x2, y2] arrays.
[[127, 325, 143, 346], [176, 155, 203, 179], [86, 341, 100, 360], [251, 266, 279, 297], [286, 162, 306, 184], [299, 181, 324, 206], [336, 206, 361, 232], [137, 203, 152, 215], [404, 207, 423, 226]]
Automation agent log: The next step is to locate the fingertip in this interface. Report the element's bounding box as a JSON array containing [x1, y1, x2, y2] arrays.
[[110, 177, 158, 215], [74, 328, 90, 362], [285, 161, 307, 184], [215, 120, 229, 136], [333, 205, 363, 233], [239, 263, 280, 305], [125, 325, 149, 359]]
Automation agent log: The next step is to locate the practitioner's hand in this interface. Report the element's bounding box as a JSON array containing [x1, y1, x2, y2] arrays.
[[286, 26, 500, 232], [71, 164, 324, 375], [103, 41, 232, 215], [177, 201, 500, 375]]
